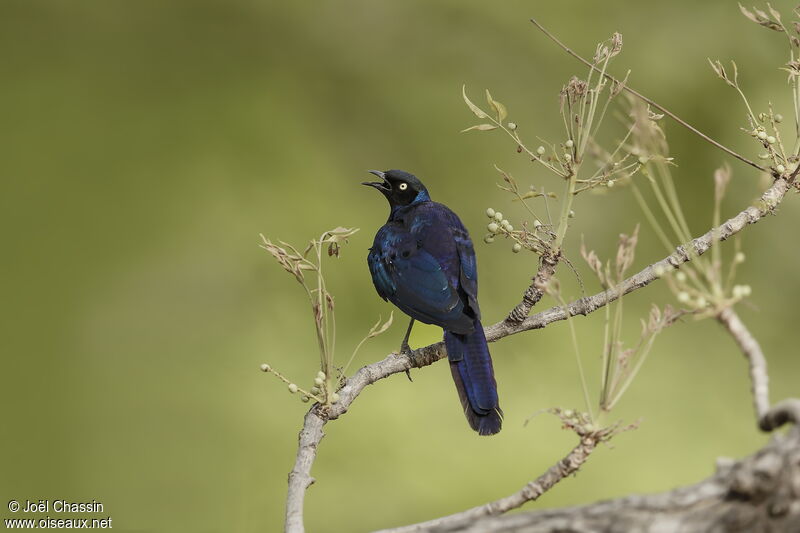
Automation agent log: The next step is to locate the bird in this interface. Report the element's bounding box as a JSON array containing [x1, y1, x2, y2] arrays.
[[363, 169, 502, 435]]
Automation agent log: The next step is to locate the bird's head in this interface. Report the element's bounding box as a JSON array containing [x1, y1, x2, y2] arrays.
[[362, 169, 430, 207]]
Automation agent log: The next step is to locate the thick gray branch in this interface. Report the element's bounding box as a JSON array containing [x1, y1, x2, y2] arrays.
[[284, 409, 325, 532], [441, 426, 800, 533], [283, 177, 791, 532]]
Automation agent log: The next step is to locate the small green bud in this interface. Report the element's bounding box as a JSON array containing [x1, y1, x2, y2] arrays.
[[507, 122, 517, 130], [734, 251, 745, 263], [487, 222, 499, 233], [512, 243, 522, 253], [776, 164, 786, 174], [483, 235, 494, 244], [260, 363, 271, 372], [494, 212, 503, 222], [310, 386, 320, 395], [536, 145, 546, 155], [767, 135, 776, 144], [695, 297, 707, 308], [675, 271, 687, 282], [314, 377, 324, 386], [568, 210, 575, 218], [486, 207, 496, 218], [330, 392, 340, 404], [564, 153, 572, 162], [563, 409, 574, 418], [677, 291, 690, 303], [607, 180, 615, 188], [775, 113, 784, 123], [758, 152, 771, 160], [732, 285, 751, 298], [301, 395, 310, 403], [757, 130, 768, 140], [565, 139, 574, 148], [317, 371, 326, 380], [501, 219, 510, 228], [638, 155, 648, 165], [288, 383, 298, 393], [506, 224, 514, 232], [533, 219, 542, 228]]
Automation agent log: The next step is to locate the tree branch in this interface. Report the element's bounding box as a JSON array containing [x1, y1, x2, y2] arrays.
[[505, 252, 559, 324], [283, 176, 791, 532], [439, 426, 800, 533], [717, 307, 800, 433], [375, 427, 608, 533], [717, 307, 771, 422]]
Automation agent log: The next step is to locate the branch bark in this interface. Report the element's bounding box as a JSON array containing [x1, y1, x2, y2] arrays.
[[438, 426, 800, 533], [716, 308, 800, 433], [375, 427, 607, 533], [505, 252, 559, 324], [717, 307, 771, 422], [283, 177, 791, 532]]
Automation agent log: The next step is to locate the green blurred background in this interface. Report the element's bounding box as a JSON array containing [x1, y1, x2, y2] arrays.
[[2, 1, 799, 531]]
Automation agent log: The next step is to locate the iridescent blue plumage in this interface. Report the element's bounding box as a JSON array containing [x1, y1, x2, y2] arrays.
[[364, 170, 502, 435]]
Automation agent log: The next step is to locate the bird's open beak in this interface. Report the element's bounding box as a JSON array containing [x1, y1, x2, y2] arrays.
[[362, 170, 390, 193]]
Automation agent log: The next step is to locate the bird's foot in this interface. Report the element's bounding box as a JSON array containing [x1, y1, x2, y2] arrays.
[[399, 342, 414, 382]]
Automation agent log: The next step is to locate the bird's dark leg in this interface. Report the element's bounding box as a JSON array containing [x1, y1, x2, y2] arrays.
[[400, 318, 415, 382]]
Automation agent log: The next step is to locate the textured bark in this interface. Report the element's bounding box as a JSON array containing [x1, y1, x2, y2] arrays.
[[438, 427, 800, 533], [505, 253, 559, 324]]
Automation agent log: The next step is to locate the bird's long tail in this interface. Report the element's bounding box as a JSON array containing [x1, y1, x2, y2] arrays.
[[444, 319, 502, 435]]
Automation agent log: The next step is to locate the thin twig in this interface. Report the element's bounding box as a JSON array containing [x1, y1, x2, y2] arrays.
[[283, 177, 791, 532], [374, 432, 604, 533], [529, 18, 769, 174]]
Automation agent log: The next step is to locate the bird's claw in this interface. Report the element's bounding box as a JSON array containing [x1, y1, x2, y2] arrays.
[[400, 343, 414, 382]]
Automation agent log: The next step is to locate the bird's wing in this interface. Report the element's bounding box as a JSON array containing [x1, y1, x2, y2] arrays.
[[368, 225, 470, 330], [451, 219, 481, 321]]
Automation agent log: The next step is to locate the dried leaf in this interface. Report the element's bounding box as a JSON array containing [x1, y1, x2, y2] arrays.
[[714, 164, 732, 204], [580, 237, 607, 286], [366, 311, 394, 339], [462, 85, 488, 119], [739, 3, 784, 31], [461, 124, 498, 132], [326, 293, 335, 312], [615, 225, 639, 277], [767, 3, 782, 23], [485, 89, 508, 121]]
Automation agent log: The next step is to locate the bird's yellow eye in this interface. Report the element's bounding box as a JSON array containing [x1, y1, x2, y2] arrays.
[[398, 183, 408, 191]]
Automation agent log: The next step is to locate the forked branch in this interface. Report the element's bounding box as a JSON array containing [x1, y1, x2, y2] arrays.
[[284, 176, 791, 532]]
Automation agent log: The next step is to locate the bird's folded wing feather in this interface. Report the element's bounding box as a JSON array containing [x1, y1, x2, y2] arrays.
[[368, 225, 469, 329]]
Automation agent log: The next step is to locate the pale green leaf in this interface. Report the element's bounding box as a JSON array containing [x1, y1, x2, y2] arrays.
[[462, 85, 488, 119]]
